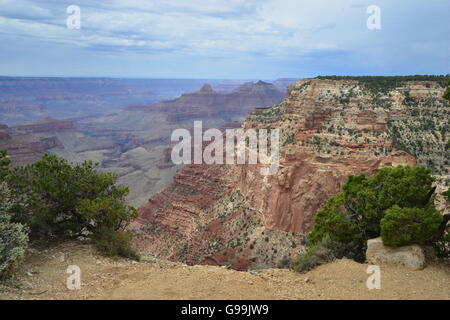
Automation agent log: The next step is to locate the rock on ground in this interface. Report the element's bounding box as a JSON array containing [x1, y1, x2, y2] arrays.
[[366, 237, 428, 270]]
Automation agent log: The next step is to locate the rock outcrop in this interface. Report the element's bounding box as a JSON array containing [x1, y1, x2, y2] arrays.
[[134, 77, 449, 270], [0, 120, 70, 166], [366, 237, 428, 270]]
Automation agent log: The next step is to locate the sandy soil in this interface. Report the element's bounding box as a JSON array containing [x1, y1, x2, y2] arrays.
[[0, 241, 448, 300]]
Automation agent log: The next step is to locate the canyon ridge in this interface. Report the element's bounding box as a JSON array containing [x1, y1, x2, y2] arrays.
[[133, 77, 450, 270]]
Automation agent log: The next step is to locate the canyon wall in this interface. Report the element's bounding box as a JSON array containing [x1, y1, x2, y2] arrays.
[[134, 78, 449, 270], [0, 118, 72, 166], [74, 81, 285, 206], [1, 80, 284, 208]]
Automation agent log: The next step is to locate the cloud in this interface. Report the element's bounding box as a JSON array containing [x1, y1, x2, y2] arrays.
[[0, 0, 353, 56], [0, 0, 448, 78], [0, 0, 53, 20]]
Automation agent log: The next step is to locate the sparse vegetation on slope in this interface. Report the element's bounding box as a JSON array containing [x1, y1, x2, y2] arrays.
[[316, 75, 449, 94], [289, 236, 347, 273], [443, 188, 450, 201]]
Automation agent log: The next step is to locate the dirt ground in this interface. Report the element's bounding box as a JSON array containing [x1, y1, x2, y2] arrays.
[[0, 241, 449, 300]]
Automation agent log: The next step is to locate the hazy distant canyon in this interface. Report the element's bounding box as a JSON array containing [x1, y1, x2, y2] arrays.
[[0, 77, 293, 206]]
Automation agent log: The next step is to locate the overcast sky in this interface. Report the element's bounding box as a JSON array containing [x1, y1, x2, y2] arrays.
[[0, 0, 448, 79]]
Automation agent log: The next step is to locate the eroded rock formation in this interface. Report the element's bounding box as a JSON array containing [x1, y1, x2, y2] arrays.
[[127, 81, 285, 123], [134, 78, 449, 270], [75, 81, 285, 206], [0, 118, 72, 166]]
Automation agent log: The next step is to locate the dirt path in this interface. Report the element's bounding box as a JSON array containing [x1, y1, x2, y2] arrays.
[[0, 242, 449, 300]]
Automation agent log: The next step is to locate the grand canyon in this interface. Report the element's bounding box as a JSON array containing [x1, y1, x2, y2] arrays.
[[132, 77, 450, 270], [2, 76, 449, 269], [0, 78, 288, 206], [1, 75, 449, 301], [1, 0, 449, 304]]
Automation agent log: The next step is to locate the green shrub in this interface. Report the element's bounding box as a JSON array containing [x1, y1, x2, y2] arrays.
[[381, 205, 443, 247], [443, 79, 450, 101], [0, 150, 10, 180], [0, 183, 29, 279], [76, 198, 137, 232], [1, 151, 139, 261], [290, 236, 345, 273], [308, 166, 442, 261], [93, 227, 140, 261], [343, 166, 435, 236], [6, 154, 137, 238], [308, 192, 362, 246]]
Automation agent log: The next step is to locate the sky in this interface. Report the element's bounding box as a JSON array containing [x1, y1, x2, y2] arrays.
[[0, 0, 449, 79]]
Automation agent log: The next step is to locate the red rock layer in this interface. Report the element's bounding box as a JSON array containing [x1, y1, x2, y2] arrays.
[[0, 118, 72, 166], [134, 78, 447, 269]]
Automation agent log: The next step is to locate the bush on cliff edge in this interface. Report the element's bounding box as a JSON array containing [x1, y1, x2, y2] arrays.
[[380, 205, 442, 247], [289, 166, 448, 272], [0, 151, 140, 278]]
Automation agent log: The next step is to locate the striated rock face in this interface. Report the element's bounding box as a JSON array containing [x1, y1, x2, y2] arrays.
[[135, 78, 448, 270], [76, 81, 285, 207], [12, 117, 74, 133], [0, 119, 70, 166], [236, 152, 416, 234]]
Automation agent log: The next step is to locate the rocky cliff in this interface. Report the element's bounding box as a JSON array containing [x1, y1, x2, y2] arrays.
[[134, 77, 449, 270], [0, 79, 285, 208], [13, 117, 75, 133], [127, 81, 285, 122], [75, 81, 285, 206], [0, 118, 72, 166]]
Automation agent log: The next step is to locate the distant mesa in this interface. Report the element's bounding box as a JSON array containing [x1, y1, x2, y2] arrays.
[[199, 84, 215, 94], [126, 81, 285, 116], [33, 117, 59, 123], [238, 80, 281, 95]]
